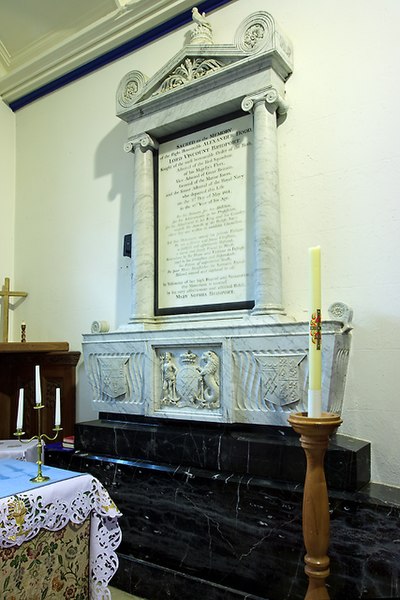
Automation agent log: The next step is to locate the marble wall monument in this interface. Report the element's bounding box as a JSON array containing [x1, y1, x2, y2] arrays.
[[83, 10, 351, 426]]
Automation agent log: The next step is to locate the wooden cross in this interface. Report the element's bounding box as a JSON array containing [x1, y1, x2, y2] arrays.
[[0, 277, 28, 342]]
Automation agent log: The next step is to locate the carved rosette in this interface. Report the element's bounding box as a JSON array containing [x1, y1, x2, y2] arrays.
[[235, 12, 274, 54], [117, 70, 147, 109], [158, 349, 220, 410], [328, 302, 353, 327]]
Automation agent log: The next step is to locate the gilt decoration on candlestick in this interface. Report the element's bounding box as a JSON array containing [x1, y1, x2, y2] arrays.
[[308, 246, 322, 418], [14, 365, 62, 483]]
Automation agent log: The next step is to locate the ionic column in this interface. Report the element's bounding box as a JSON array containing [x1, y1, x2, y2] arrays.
[[242, 87, 288, 315], [124, 134, 158, 322]]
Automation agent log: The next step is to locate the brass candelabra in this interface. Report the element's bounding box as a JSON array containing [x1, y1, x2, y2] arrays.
[[14, 403, 62, 483]]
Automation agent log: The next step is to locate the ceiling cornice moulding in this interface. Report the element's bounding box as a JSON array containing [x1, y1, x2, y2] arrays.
[[1, 0, 231, 109]]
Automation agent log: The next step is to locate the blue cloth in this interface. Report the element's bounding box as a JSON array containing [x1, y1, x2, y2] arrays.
[[0, 459, 84, 498]]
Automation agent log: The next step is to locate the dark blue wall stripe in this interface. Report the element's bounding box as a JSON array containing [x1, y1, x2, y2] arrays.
[[9, 0, 233, 112]]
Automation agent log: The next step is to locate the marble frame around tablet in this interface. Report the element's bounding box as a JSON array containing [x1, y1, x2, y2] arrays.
[[116, 9, 293, 323]]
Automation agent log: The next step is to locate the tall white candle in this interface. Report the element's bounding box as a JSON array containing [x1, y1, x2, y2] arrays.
[[35, 365, 42, 405], [16, 388, 24, 430], [308, 246, 322, 418], [55, 387, 61, 427]]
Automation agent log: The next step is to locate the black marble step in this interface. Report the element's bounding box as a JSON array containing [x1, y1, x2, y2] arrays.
[[45, 445, 400, 600], [74, 414, 370, 491]]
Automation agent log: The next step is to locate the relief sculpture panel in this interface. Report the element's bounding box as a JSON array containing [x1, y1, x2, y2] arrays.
[[158, 349, 220, 410]]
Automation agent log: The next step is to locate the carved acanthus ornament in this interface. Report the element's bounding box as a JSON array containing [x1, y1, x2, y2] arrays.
[[241, 87, 289, 116], [152, 57, 224, 96], [124, 133, 158, 154]]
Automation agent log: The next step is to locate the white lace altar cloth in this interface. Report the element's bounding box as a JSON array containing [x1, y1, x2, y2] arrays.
[[0, 459, 122, 600]]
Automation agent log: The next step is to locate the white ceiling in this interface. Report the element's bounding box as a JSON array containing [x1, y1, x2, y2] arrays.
[[0, 0, 197, 107]]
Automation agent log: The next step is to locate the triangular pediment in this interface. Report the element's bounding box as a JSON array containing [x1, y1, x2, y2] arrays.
[[116, 11, 293, 122]]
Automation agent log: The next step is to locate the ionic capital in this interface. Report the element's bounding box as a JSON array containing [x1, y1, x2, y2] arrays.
[[241, 87, 289, 116], [124, 133, 159, 153]]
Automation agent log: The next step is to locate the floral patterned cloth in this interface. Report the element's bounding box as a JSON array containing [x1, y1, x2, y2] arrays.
[[0, 518, 90, 599], [0, 469, 122, 600]]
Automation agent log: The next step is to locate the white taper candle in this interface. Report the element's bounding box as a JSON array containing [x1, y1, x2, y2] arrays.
[[55, 387, 61, 427], [16, 388, 24, 430], [35, 365, 42, 405], [308, 246, 322, 418]]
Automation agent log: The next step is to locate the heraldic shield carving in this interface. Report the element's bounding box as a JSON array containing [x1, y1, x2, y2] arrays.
[[258, 353, 306, 411], [159, 349, 220, 410], [99, 356, 128, 399]]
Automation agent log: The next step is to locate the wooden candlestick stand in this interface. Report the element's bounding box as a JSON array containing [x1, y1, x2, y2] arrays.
[[288, 412, 342, 600]]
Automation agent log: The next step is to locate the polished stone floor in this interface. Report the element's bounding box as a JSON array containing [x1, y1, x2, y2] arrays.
[[110, 586, 146, 599]]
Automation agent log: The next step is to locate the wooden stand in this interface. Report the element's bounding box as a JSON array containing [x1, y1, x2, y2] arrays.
[[288, 412, 342, 600]]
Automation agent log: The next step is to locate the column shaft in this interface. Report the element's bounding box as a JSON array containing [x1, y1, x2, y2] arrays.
[[252, 98, 283, 313], [128, 135, 157, 322]]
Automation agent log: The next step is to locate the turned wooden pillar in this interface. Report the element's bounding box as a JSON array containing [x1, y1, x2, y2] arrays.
[[288, 412, 342, 600]]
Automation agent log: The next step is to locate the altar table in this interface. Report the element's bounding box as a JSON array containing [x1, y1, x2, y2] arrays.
[[0, 459, 122, 599], [0, 438, 37, 462]]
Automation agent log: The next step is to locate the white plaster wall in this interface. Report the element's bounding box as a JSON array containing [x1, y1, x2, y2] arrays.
[[0, 99, 16, 336], [13, 0, 400, 485]]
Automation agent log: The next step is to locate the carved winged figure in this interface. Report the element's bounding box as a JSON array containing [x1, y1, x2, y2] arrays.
[[192, 7, 212, 31]]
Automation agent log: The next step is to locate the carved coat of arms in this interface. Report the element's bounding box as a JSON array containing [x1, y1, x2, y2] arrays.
[[98, 357, 128, 399], [159, 350, 220, 410]]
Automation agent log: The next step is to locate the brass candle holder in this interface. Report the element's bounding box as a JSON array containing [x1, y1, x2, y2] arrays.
[[14, 403, 62, 483], [288, 412, 342, 600]]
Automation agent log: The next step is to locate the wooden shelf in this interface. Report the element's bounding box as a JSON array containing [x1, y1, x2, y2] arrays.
[[0, 342, 69, 353]]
